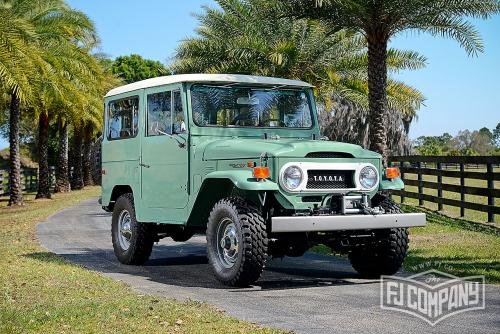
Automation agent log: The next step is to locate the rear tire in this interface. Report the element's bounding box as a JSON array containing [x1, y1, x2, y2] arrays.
[[349, 195, 409, 277], [112, 193, 155, 265], [206, 197, 268, 287]]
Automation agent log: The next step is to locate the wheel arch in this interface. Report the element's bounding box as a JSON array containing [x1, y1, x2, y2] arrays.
[[186, 178, 234, 228], [105, 184, 134, 211]]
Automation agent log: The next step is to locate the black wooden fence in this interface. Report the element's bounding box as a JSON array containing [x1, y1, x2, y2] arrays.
[[0, 138, 103, 196], [0, 167, 56, 196], [389, 155, 500, 223]]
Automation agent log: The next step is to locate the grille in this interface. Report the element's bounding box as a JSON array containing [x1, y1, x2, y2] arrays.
[[305, 152, 354, 158], [306, 170, 354, 189]]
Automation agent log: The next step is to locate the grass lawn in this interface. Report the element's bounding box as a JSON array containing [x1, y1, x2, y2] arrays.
[[311, 205, 500, 284], [402, 205, 499, 283], [0, 188, 281, 334]]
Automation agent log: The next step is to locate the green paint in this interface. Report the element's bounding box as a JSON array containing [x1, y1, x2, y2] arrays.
[[101, 77, 404, 226]]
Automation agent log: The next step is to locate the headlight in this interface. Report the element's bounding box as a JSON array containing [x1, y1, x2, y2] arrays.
[[359, 166, 378, 189], [282, 165, 303, 191]]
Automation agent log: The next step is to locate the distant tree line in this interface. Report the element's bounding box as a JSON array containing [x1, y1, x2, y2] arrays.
[[413, 123, 500, 156]]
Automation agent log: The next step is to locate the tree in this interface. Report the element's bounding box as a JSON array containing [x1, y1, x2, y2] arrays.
[[413, 134, 453, 155], [0, 0, 46, 205], [470, 130, 494, 155], [112, 54, 169, 84], [174, 0, 425, 153], [493, 122, 500, 147], [277, 0, 500, 163], [54, 116, 70, 192], [70, 121, 84, 190], [479, 126, 493, 144], [27, 2, 101, 199]]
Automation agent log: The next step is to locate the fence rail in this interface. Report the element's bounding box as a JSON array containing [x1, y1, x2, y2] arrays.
[[0, 167, 56, 196], [389, 155, 500, 223]]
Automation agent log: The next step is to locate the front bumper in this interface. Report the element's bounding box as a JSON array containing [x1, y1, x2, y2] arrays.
[[271, 213, 426, 232]]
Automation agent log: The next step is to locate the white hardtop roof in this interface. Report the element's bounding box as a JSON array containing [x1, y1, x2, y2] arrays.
[[105, 73, 313, 97]]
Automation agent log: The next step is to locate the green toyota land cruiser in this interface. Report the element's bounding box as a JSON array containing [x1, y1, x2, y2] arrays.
[[101, 74, 426, 287]]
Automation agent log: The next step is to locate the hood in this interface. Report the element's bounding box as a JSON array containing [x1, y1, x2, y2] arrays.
[[202, 138, 381, 160]]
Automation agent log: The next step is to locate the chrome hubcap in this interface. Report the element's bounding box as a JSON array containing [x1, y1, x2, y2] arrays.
[[118, 210, 132, 250], [216, 218, 239, 268]]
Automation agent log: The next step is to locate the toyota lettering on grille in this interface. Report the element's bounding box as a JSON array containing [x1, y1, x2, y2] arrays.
[[310, 175, 345, 182]]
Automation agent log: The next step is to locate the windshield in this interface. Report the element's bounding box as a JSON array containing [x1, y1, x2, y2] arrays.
[[191, 85, 313, 129]]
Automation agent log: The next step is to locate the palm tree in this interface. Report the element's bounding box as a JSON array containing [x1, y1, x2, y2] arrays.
[[276, 0, 500, 163], [0, 0, 45, 205], [0, 0, 99, 202], [70, 119, 84, 190], [173, 0, 425, 153], [81, 107, 103, 187], [53, 54, 119, 193], [54, 115, 70, 192], [22, 1, 101, 199]]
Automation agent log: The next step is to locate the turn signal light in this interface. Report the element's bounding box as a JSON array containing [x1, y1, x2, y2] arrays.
[[253, 166, 270, 179], [385, 167, 400, 179]]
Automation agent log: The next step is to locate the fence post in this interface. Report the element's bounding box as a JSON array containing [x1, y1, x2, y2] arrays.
[[49, 166, 55, 189], [0, 170, 4, 196], [400, 161, 405, 204], [460, 163, 465, 217], [437, 162, 443, 211], [487, 163, 494, 223], [418, 161, 424, 206], [20, 168, 25, 192]]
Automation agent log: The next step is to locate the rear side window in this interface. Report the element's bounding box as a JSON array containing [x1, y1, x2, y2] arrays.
[[108, 97, 139, 140]]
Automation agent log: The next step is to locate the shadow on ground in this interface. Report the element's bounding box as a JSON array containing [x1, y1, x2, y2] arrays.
[[25, 243, 374, 291]]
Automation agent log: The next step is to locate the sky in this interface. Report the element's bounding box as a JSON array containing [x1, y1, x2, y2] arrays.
[[2, 0, 498, 148]]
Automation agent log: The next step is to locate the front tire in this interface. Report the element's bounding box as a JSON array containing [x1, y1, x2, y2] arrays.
[[112, 193, 155, 265], [206, 197, 268, 287], [349, 195, 409, 277]]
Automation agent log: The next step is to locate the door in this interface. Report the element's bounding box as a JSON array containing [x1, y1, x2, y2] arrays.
[[141, 86, 188, 210]]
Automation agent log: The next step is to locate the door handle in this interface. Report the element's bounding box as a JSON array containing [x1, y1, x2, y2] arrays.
[[139, 163, 150, 168]]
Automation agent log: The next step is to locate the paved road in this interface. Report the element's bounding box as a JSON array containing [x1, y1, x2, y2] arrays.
[[37, 198, 499, 334]]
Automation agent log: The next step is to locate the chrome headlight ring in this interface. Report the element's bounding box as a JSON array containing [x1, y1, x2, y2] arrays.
[[281, 165, 303, 191], [359, 165, 379, 190]]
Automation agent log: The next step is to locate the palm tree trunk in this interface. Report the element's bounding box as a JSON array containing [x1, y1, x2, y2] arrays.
[[71, 123, 84, 190], [55, 117, 70, 192], [83, 122, 94, 186], [8, 93, 23, 206], [403, 116, 412, 136], [36, 111, 51, 199], [367, 34, 389, 165]]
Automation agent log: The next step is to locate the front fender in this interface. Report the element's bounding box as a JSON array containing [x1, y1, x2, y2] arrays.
[[204, 170, 279, 191], [379, 177, 404, 191]]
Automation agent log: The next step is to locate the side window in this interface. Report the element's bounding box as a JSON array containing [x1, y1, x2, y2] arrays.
[[172, 90, 186, 134], [108, 97, 139, 140], [147, 91, 171, 136]]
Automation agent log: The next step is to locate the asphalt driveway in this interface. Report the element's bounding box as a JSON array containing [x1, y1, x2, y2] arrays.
[[37, 198, 500, 334]]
